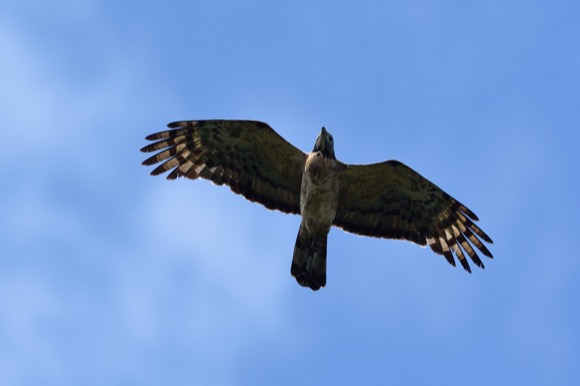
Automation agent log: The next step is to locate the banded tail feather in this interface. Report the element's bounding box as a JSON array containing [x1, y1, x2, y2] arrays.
[[291, 224, 328, 290]]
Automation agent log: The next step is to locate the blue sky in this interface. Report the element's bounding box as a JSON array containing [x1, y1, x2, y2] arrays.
[[1, 1, 579, 385]]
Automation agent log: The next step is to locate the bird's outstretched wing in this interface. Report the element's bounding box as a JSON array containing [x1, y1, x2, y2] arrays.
[[333, 160, 493, 272], [141, 120, 307, 214]]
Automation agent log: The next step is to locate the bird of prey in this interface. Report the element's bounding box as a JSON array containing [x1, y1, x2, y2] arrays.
[[141, 120, 493, 290]]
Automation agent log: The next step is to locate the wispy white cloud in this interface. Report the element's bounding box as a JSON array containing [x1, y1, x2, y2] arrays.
[[0, 8, 291, 385]]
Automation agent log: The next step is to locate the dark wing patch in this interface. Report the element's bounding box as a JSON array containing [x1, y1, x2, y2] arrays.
[[334, 160, 493, 272], [141, 120, 307, 214]]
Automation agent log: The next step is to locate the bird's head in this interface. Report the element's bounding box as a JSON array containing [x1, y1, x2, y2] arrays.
[[313, 127, 336, 159]]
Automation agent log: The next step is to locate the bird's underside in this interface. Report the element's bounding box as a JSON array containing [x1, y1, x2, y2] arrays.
[[141, 120, 494, 290]]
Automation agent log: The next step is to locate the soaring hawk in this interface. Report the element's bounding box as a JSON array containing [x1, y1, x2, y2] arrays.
[[141, 120, 493, 290]]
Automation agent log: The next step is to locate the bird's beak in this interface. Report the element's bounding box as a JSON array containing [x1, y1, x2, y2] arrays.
[[319, 127, 327, 151]]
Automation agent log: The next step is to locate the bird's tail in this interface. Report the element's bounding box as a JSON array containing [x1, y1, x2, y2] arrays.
[[291, 224, 327, 290]]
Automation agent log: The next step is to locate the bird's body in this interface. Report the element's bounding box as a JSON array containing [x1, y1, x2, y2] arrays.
[[141, 120, 494, 290], [293, 148, 344, 289]]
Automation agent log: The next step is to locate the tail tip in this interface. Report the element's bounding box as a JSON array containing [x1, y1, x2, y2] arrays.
[[291, 262, 326, 291]]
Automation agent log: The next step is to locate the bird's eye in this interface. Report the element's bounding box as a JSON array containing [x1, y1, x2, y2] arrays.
[[329, 135, 334, 143]]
